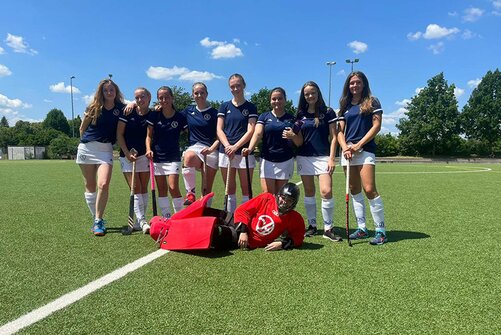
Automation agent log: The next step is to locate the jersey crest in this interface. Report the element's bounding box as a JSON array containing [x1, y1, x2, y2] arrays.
[[255, 215, 275, 236]]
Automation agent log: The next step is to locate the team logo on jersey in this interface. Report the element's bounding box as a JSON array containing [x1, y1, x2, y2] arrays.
[[319, 113, 325, 120], [171, 121, 178, 128], [113, 109, 120, 116], [204, 113, 211, 120], [242, 109, 249, 116], [255, 215, 275, 236]]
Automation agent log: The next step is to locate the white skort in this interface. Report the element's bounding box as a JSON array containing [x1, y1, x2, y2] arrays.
[[76, 141, 113, 165], [119, 155, 149, 173], [340, 150, 376, 166], [218, 153, 256, 169], [260, 158, 294, 180], [296, 155, 330, 176], [184, 143, 219, 169], [154, 161, 181, 175]]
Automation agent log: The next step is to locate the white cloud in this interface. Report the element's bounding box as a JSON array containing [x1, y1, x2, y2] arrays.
[[493, 0, 501, 9], [347, 40, 368, 54], [448, 11, 458, 16], [0, 93, 31, 109], [200, 37, 243, 59], [0, 64, 12, 77], [0, 46, 4, 54], [82, 94, 94, 105], [336, 69, 346, 77], [395, 99, 411, 107], [43, 99, 52, 103], [462, 7, 484, 22], [428, 41, 445, 54], [454, 87, 465, 98], [49, 82, 81, 94], [415, 87, 424, 94], [408, 24, 460, 40], [5, 33, 38, 55], [467, 78, 481, 88], [462, 29, 477, 39], [146, 65, 222, 82]]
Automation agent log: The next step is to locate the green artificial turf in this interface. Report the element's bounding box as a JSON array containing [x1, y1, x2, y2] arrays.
[[0, 160, 500, 334]]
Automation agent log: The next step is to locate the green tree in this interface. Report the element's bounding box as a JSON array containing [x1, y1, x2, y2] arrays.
[[250, 87, 296, 115], [69, 115, 82, 138], [47, 134, 79, 159], [375, 133, 400, 157], [43, 108, 70, 135], [0, 116, 9, 127], [12, 121, 36, 146], [397, 73, 461, 156], [461, 69, 501, 156]]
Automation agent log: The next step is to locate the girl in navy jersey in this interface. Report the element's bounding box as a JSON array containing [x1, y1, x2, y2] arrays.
[[77, 79, 125, 236], [181, 82, 219, 206], [217, 73, 258, 213], [296, 81, 342, 242], [242, 87, 302, 195], [117, 87, 151, 234], [146, 86, 188, 218], [337, 71, 387, 245]]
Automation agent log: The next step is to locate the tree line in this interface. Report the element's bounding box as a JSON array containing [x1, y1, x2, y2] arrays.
[[0, 68, 499, 159]]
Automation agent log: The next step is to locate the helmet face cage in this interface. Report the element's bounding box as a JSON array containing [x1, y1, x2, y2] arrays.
[[276, 183, 299, 215]]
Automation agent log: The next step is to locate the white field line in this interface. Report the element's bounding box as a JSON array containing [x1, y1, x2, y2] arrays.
[[0, 249, 168, 335], [377, 167, 492, 174]]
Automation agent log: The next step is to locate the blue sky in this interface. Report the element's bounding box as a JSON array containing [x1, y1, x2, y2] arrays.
[[0, 0, 500, 134]]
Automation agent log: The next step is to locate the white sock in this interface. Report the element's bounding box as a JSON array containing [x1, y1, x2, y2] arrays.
[[351, 192, 366, 230], [172, 197, 184, 213], [241, 195, 249, 204], [369, 196, 385, 233], [84, 192, 96, 218], [182, 167, 196, 194], [141, 193, 149, 218], [304, 196, 317, 227], [321, 198, 334, 231], [133, 194, 144, 224], [227, 194, 237, 213], [158, 196, 171, 218]]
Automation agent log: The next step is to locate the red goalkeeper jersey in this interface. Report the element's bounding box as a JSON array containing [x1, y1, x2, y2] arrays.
[[234, 193, 305, 249]]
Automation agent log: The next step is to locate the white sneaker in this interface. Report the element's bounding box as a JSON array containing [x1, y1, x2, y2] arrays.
[[140, 218, 150, 235]]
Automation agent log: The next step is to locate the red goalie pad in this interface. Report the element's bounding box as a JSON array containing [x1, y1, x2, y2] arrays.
[[170, 192, 215, 220], [159, 217, 217, 250]]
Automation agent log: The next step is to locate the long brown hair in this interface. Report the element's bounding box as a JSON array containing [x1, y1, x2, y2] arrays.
[[339, 71, 374, 116], [85, 79, 124, 125], [297, 81, 327, 127]]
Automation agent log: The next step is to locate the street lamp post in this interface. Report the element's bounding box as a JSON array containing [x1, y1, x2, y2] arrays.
[[345, 58, 359, 72], [70, 76, 75, 138], [326, 61, 336, 108]]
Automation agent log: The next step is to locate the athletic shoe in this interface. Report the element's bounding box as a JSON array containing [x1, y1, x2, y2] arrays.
[[92, 219, 106, 236], [142, 222, 151, 235], [133, 220, 142, 232], [323, 229, 343, 242], [305, 225, 317, 237], [369, 231, 387, 245], [183, 192, 196, 206], [349, 228, 369, 240]]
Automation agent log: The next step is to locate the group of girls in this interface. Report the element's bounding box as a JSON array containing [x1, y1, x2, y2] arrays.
[[76, 71, 387, 245]]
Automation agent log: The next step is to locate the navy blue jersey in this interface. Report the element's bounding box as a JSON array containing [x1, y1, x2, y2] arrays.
[[118, 108, 150, 157], [81, 103, 125, 144], [257, 111, 297, 162], [338, 97, 382, 154], [147, 111, 188, 163], [296, 108, 337, 156], [181, 105, 218, 147], [217, 100, 258, 154]]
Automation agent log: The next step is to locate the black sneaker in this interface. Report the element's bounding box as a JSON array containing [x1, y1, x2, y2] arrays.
[[323, 229, 343, 242], [305, 225, 317, 237]]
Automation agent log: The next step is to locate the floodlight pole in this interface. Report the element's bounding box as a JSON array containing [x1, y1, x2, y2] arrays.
[[70, 76, 75, 138], [108, 74, 113, 80], [326, 61, 336, 108], [345, 58, 359, 72]]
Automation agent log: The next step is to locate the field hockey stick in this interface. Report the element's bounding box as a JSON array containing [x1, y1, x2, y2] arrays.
[[223, 155, 232, 212], [123, 148, 138, 235], [245, 153, 253, 199], [149, 159, 157, 216], [345, 157, 352, 247], [202, 153, 208, 196]]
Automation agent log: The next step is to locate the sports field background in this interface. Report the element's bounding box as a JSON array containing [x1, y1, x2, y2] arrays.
[[0, 160, 500, 334]]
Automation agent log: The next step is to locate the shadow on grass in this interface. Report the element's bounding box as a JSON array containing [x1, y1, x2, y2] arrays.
[[177, 249, 234, 258], [347, 229, 430, 245], [299, 241, 325, 250]]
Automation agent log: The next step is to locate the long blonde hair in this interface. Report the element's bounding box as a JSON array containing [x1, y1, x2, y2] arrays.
[[85, 79, 124, 125]]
